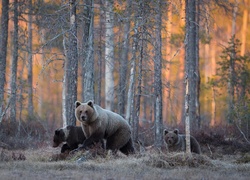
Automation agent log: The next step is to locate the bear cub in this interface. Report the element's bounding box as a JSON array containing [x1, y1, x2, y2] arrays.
[[75, 100, 135, 155], [163, 128, 201, 154], [53, 125, 86, 153]]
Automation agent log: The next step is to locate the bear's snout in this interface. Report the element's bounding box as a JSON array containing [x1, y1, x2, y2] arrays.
[[80, 114, 87, 121], [167, 138, 174, 145], [52, 141, 59, 147]]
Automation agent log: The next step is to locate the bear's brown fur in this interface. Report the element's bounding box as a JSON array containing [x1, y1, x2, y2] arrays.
[[53, 125, 86, 153], [75, 100, 134, 155], [163, 129, 201, 154]]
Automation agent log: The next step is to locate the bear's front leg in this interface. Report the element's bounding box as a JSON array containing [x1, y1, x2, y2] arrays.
[[61, 144, 70, 153], [81, 132, 104, 148], [71, 132, 104, 154]]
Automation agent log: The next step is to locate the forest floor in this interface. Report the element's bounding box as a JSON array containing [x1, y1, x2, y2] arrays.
[[0, 145, 250, 180]]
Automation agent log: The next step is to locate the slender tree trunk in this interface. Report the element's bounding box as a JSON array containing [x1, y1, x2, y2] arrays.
[[0, 0, 9, 123], [133, 0, 148, 143], [10, 0, 19, 123], [62, 23, 68, 126], [154, 0, 163, 148], [62, 55, 67, 126], [177, 0, 186, 125], [187, 0, 196, 131], [228, 1, 238, 122], [28, 0, 34, 118], [125, 21, 138, 124], [133, 22, 144, 142], [64, 0, 78, 126], [83, 0, 94, 102], [164, 2, 172, 124], [38, 29, 45, 118], [211, 84, 216, 126], [185, 0, 196, 154], [210, 39, 217, 126], [118, 0, 132, 116], [240, 0, 248, 56], [185, 0, 191, 151], [105, 0, 114, 110], [184, 78, 191, 154], [18, 53, 26, 130], [96, 2, 104, 106], [195, 0, 201, 128]]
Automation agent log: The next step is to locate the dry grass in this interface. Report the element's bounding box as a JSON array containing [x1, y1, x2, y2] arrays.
[[1, 146, 250, 180]]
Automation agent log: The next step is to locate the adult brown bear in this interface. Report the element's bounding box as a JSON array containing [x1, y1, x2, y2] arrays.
[[75, 100, 134, 155], [163, 128, 201, 154]]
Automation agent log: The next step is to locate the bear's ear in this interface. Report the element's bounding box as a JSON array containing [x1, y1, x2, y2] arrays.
[[87, 100, 94, 108], [55, 129, 60, 135], [75, 101, 81, 108], [163, 129, 168, 135], [173, 129, 179, 135]]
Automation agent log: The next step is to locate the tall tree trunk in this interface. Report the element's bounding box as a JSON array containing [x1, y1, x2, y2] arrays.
[[64, 0, 78, 126], [164, 2, 172, 124], [133, 0, 148, 144], [210, 40, 217, 126], [0, 0, 9, 123], [10, 0, 19, 123], [185, 0, 196, 154], [62, 50, 67, 127], [154, 0, 163, 148], [18, 56, 26, 133], [28, 0, 34, 118], [177, 0, 186, 125], [83, 0, 94, 102], [118, 0, 132, 116], [96, 2, 104, 106], [195, 0, 201, 128], [240, 0, 248, 56], [105, 0, 114, 110], [133, 14, 143, 142], [125, 20, 138, 125], [228, 1, 238, 122], [38, 28, 45, 118]]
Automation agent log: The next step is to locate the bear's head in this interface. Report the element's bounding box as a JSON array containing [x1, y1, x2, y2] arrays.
[[163, 129, 179, 146], [75, 100, 96, 124], [52, 126, 70, 147]]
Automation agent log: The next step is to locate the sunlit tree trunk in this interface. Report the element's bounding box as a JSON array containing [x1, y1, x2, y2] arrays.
[[83, 0, 94, 102], [240, 0, 248, 56], [177, 0, 186, 125], [27, 0, 34, 118], [0, 0, 9, 123], [154, 0, 163, 148], [105, 0, 114, 110], [118, 0, 132, 116], [164, 2, 172, 124], [228, 1, 238, 122], [210, 40, 217, 126], [10, 0, 19, 123], [38, 28, 45, 118]]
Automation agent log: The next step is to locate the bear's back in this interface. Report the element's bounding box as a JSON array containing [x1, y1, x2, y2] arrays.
[[94, 104, 131, 137]]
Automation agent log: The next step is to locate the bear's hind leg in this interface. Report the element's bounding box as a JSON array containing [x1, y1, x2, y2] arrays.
[[119, 138, 135, 155]]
